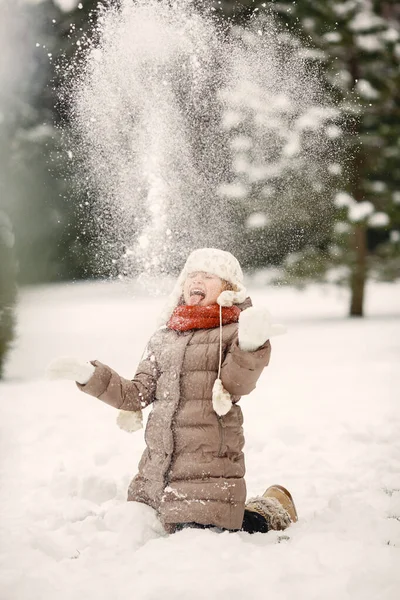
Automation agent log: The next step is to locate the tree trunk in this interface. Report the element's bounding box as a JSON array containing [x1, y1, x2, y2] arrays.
[[348, 53, 367, 317], [350, 223, 367, 316]]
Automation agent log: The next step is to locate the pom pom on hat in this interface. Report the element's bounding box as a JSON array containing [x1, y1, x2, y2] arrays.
[[212, 378, 233, 416], [116, 409, 143, 433], [217, 289, 246, 307]]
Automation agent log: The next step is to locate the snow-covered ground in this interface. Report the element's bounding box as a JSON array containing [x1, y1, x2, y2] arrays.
[[1, 280, 399, 600]]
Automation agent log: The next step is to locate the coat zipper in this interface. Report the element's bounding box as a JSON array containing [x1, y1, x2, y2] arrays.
[[217, 416, 224, 457], [164, 330, 195, 487]]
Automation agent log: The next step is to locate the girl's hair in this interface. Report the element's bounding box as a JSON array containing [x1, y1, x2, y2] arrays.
[[222, 280, 234, 292]]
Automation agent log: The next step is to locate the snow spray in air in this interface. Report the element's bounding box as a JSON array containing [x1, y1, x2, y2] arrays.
[[68, 0, 336, 282]]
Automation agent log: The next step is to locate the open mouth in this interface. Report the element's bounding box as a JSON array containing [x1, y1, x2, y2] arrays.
[[190, 289, 206, 299]]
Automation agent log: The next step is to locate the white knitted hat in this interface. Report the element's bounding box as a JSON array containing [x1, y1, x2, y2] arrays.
[[157, 248, 247, 326]]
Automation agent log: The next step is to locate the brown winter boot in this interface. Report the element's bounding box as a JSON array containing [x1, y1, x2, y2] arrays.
[[263, 485, 298, 524], [245, 484, 298, 531]]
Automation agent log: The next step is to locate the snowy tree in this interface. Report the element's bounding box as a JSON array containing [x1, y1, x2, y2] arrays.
[[275, 0, 400, 315], [218, 20, 341, 271], [218, 0, 400, 316]]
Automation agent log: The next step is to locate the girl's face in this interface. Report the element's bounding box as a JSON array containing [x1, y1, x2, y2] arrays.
[[183, 271, 226, 306]]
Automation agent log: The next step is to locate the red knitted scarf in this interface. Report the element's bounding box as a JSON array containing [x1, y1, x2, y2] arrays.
[[167, 304, 241, 332]]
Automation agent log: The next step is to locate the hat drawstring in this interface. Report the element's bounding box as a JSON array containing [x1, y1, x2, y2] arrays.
[[217, 303, 223, 380], [212, 303, 233, 416]]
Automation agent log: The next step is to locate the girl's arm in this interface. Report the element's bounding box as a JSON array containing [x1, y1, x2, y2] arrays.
[[76, 349, 158, 411], [220, 306, 285, 397], [219, 331, 271, 397]]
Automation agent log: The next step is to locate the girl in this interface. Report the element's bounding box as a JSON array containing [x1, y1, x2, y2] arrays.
[[48, 248, 297, 533]]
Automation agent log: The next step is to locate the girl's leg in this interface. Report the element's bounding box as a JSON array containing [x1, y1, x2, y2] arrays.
[[241, 509, 270, 533], [173, 484, 297, 534]]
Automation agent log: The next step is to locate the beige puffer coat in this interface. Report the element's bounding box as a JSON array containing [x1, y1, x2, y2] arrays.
[[78, 298, 271, 531]]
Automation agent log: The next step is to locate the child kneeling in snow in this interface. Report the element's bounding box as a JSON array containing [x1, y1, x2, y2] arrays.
[[48, 248, 297, 534]]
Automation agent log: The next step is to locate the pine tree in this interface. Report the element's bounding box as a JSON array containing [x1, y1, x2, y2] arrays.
[[218, 19, 341, 270], [217, 0, 400, 316]]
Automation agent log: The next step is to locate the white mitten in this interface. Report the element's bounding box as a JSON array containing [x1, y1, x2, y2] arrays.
[[238, 307, 286, 352], [116, 409, 143, 433], [46, 356, 96, 385]]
